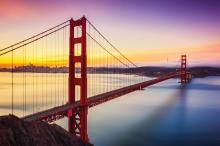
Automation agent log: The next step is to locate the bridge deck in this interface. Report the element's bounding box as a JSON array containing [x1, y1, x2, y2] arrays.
[[23, 72, 181, 122]]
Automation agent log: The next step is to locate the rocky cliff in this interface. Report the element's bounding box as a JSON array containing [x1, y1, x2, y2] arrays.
[[0, 115, 93, 146]]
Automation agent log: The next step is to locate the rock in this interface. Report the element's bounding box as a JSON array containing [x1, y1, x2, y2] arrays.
[[0, 115, 93, 146]]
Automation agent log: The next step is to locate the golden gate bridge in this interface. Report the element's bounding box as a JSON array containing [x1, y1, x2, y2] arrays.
[[0, 16, 191, 142]]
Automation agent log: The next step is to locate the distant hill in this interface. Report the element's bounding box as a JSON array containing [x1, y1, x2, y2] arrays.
[[0, 65, 219, 78], [128, 66, 220, 78]]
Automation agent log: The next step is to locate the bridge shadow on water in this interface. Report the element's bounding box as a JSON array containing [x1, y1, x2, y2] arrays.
[[115, 82, 220, 146]]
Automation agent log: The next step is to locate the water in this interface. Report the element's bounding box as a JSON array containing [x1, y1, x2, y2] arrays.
[[87, 77, 220, 146], [0, 73, 220, 146]]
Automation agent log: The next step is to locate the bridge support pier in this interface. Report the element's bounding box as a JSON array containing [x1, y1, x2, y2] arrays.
[[68, 16, 88, 142]]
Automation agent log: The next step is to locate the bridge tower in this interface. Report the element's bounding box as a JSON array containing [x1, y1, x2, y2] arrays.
[[68, 16, 88, 142], [180, 54, 187, 84]]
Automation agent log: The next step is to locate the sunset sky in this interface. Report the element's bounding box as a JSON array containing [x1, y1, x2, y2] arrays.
[[0, 0, 220, 67]]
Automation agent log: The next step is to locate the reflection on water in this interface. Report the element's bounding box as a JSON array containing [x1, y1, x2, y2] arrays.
[[1, 73, 220, 146], [87, 77, 220, 146], [0, 72, 148, 116]]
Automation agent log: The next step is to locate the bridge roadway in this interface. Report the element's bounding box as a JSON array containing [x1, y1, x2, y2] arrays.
[[23, 72, 182, 122]]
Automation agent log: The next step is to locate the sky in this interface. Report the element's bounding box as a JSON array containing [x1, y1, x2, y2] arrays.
[[0, 0, 220, 67]]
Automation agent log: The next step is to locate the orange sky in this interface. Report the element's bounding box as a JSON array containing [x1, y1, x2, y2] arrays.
[[0, 0, 220, 67]]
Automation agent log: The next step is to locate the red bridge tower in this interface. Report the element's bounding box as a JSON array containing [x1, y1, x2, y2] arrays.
[[68, 16, 88, 142], [180, 54, 187, 84]]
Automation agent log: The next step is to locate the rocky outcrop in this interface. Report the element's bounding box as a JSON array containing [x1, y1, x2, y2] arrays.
[[0, 115, 93, 146]]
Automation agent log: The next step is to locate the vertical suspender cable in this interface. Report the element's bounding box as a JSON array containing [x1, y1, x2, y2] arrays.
[[24, 44, 27, 115], [41, 38, 43, 110], [32, 42, 34, 113], [23, 43, 25, 116], [11, 49, 14, 114]]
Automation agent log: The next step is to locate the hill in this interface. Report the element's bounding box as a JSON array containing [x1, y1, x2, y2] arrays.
[[0, 65, 220, 78]]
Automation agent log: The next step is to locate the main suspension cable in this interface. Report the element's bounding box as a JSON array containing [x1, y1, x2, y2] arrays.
[[0, 20, 69, 53], [0, 24, 70, 56], [86, 18, 138, 68]]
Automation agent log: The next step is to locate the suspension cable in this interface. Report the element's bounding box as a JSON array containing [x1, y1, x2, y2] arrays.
[[87, 33, 130, 68], [0, 20, 69, 53], [86, 18, 138, 68], [0, 24, 70, 56], [11, 49, 14, 114]]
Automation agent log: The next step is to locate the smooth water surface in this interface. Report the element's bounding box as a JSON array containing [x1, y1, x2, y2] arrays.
[[86, 77, 220, 146], [0, 72, 220, 146]]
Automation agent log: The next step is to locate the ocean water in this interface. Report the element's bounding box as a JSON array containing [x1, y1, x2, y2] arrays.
[[0, 73, 220, 146], [86, 77, 220, 146]]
